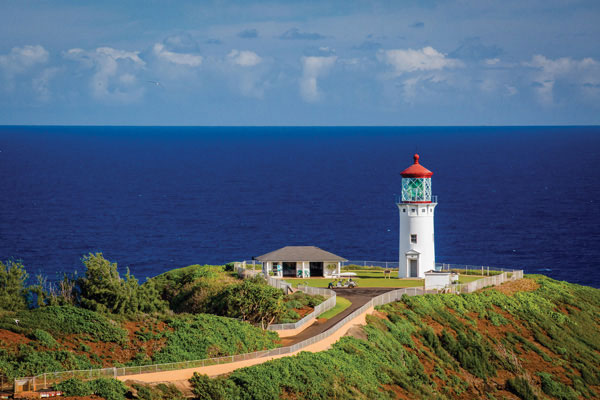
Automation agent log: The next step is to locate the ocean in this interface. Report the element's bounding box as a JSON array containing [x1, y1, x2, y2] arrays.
[[1, 126, 599, 288]]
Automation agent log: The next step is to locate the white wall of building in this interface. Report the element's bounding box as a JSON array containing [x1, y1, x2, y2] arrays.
[[398, 202, 437, 278], [263, 260, 341, 278], [424, 272, 455, 289]]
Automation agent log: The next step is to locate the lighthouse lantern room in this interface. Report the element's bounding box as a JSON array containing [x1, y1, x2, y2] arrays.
[[397, 154, 437, 278]]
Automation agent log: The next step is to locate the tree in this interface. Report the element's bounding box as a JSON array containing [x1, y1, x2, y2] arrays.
[[47, 273, 78, 306], [77, 253, 166, 315], [78, 253, 131, 314], [211, 280, 285, 329], [0, 260, 29, 310]]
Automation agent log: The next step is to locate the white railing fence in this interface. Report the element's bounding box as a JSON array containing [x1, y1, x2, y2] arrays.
[[342, 260, 400, 269]]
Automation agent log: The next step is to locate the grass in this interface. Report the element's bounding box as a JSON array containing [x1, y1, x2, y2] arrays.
[[287, 269, 484, 288], [458, 275, 484, 283], [318, 297, 351, 320]]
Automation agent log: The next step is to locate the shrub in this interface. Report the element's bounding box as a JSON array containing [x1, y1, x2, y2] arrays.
[[55, 378, 92, 396], [190, 373, 232, 400], [2, 305, 127, 343], [150, 264, 235, 313], [208, 280, 285, 329], [506, 377, 537, 400], [30, 329, 58, 349], [89, 378, 128, 400], [152, 314, 278, 364], [285, 300, 303, 310], [538, 372, 579, 400], [439, 330, 496, 379]]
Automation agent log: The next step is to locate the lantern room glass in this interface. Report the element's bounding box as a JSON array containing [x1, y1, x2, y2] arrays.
[[401, 177, 432, 202]]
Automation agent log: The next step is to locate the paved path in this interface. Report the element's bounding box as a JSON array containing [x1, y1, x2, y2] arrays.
[[279, 287, 395, 345]]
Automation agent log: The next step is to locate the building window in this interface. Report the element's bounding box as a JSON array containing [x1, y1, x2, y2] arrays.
[[410, 234, 417, 244], [411, 208, 416, 213], [403, 209, 406, 212]]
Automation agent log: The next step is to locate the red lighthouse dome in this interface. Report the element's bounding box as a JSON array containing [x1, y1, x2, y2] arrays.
[[400, 154, 433, 178]]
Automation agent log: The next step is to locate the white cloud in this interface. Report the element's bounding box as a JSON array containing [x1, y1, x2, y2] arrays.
[[525, 54, 600, 105], [64, 47, 145, 103], [485, 58, 500, 65], [227, 50, 261, 67], [377, 47, 462, 101], [32, 67, 59, 101], [377, 47, 462, 76], [153, 43, 203, 67], [0, 45, 49, 76], [299, 56, 337, 102]]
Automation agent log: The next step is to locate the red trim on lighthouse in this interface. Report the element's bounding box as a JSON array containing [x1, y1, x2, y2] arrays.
[[400, 153, 433, 178]]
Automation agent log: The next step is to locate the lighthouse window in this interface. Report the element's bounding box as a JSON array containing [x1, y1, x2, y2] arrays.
[[410, 234, 418, 244]]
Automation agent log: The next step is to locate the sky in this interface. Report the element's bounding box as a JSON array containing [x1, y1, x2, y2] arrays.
[[0, 0, 599, 126]]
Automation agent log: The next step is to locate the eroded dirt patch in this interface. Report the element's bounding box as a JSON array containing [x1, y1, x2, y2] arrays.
[[484, 278, 540, 296]]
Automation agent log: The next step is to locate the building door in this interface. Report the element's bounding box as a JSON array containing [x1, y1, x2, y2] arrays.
[[309, 262, 323, 277], [409, 259, 418, 277], [282, 262, 296, 277]]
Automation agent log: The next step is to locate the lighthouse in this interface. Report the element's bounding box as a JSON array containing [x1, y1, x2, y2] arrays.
[[397, 154, 437, 278]]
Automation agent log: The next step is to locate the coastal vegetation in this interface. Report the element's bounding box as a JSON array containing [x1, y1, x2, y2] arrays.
[[0, 255, 327, 385], [189, 275, 600, 399], [0, 256, 287, 384], [4, 255, 599, 400]]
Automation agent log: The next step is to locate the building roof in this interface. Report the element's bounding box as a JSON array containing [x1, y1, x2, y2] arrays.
[[256, 246, 347, 262], [400, 154, 433, 178]]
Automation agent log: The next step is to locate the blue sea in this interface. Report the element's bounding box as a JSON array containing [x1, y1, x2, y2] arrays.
[[1, 126, 599, 288]]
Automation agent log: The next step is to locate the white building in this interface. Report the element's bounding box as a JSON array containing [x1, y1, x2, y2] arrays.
[[256, 246, 346, 278], [397, 154, 437, 278], [424, 270, 458, 290]]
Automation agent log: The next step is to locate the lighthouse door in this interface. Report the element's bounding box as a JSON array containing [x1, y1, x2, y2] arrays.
[[409, 259, 418, 277]]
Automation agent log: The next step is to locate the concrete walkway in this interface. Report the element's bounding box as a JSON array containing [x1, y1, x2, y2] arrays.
[[279, 287, 395, 345]]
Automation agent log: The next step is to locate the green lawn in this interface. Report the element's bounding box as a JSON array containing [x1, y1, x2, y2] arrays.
[[289, 270, 422, 288], [287, 269, 485, 288], [458, 275, 485, 283], [318, 296, 352, 320]]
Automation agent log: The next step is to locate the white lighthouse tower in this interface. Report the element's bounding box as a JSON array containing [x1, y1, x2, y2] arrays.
[[397, 154, 437, 278]]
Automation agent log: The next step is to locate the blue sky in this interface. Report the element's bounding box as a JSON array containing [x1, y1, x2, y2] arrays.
[[0, 0, 599, 125]]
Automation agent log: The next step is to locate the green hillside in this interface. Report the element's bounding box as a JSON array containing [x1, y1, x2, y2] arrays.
[[191, 275, 600, 400]]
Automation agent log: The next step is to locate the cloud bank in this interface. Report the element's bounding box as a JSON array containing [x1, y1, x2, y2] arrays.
[[300, 56, 336, 102]]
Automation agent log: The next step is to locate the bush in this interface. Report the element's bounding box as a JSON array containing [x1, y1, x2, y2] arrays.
[[190, 373, 233, 400], [506, 377, 537, 400], [538, 372, 579, 400], [1, 305, 127, 343], [208, 280, 285, 329], [89, 378, 128, 400], [30, 329, 58, 349], [150, 264, 236, 313], [152, 314, 278, 364], [55, 378, 92, 396], [132, 383, 185, 400], [285, 300, 303, 310]]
